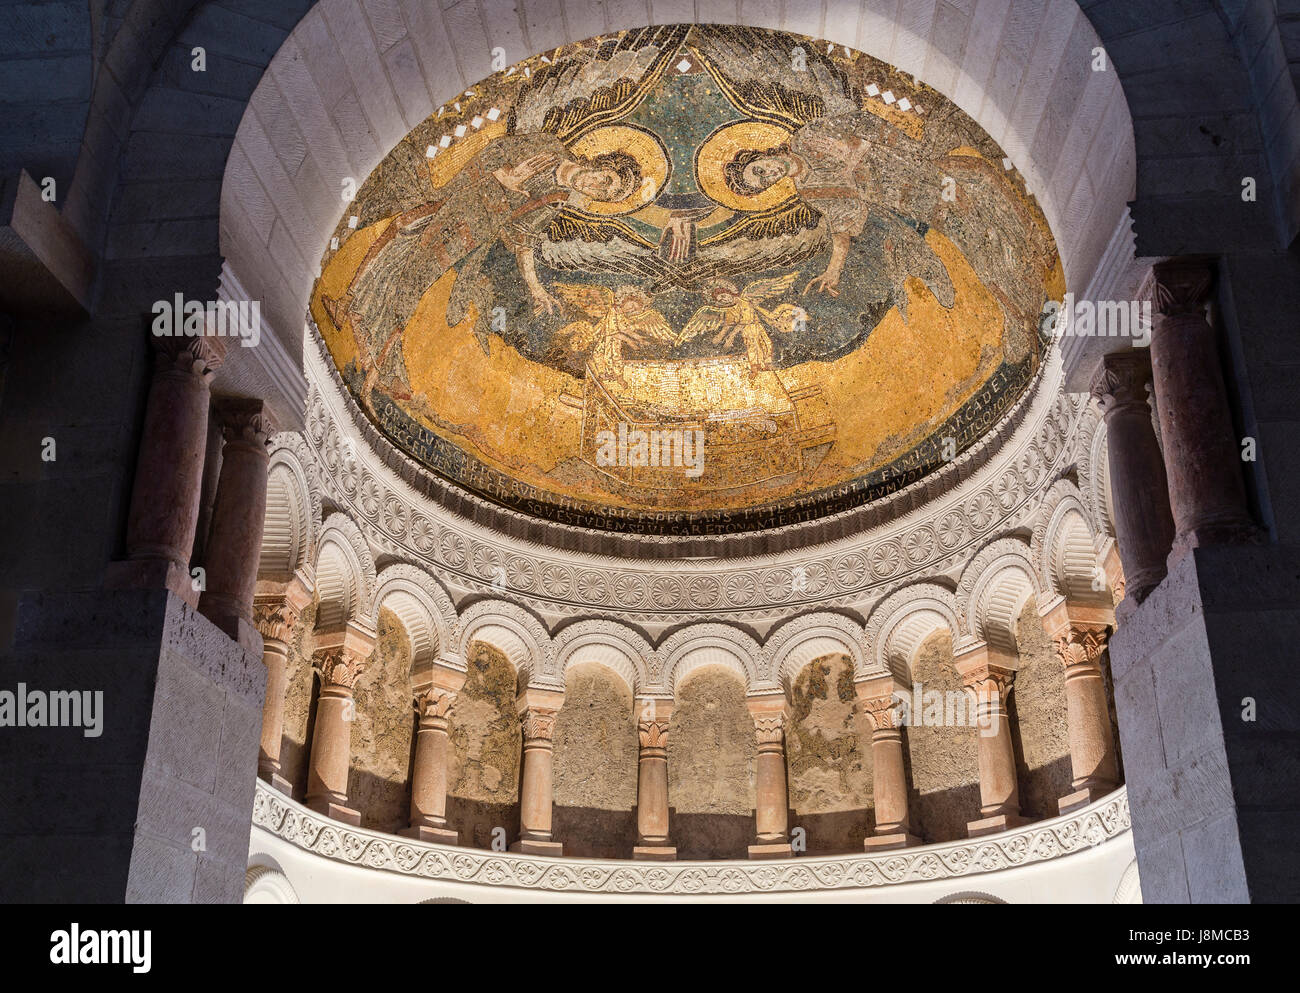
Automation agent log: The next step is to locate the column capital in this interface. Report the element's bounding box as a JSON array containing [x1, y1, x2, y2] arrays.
[[416, 685, 457, 717], [212, 395, 274, 448], [515, 687, 564, 743], [312, 645, 368, 690], [151, 334, 222, 378], [954, 652, 1016, 699], [253, 596, 302, 646], [1090, 348, 1154, 412], [637, 719, 670, 750], [519, 707, 557, 742], [1052, 624, 1110, 673], [854, 675, 904, 732], [751, 712, 787, 745], [1149, 256, 1215, 317]]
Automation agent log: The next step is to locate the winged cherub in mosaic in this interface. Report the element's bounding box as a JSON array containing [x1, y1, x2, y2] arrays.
[[675, 274, 804, 372]]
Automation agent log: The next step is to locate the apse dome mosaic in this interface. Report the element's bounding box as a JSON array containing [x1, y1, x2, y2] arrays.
[[311, 25, 1063, 535]]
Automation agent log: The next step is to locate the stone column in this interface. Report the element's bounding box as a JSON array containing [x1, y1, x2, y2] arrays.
[[633, 699, 675, 860], [305, 625, 373, 825], [1091, 349, 1175, 603], [511, 687, 565, 856], [402, 675, 462, 844], [199, 398, 273, 653], [747, 696, 793, 858], [1148, 258, 1258, 560], [105, 336, 221, 605], [855, 676, 919, 850], [954, 647, 1028, 837], [1040, 599, 1120, 813], [252, 576, 312, 795]]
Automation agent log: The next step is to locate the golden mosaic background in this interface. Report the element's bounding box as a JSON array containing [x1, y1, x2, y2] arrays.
[[311, 25, 1062, 534]]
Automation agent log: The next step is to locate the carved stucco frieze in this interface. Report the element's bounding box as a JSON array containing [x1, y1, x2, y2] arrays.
[[301, 331, 1081, 625], [252, 779, 1132, 895]]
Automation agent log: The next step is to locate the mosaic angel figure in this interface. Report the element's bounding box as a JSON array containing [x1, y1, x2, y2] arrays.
[[552, 283, 675, 380], [676, 273, 803, 371]]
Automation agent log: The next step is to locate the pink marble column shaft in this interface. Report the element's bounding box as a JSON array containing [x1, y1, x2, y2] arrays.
[[1041, 601, 1120, 813], [109, 336, 221, 605], [633, 700, 675, 859], [252, 577, 312, 795], [748, 698, 792, 859], [856, 677, 919, 849], [199, 398, 273, 653], [1091, 349, 1175, 603], [305, 630, 372, 826], [955, 650, 1027, 837], [1148, 258, 1258, 560], [403, 684, 460, 844], [511, 688, 565, 856]]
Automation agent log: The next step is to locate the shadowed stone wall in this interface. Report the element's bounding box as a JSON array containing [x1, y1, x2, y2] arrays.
[[668, 666, 756, 859], [447, 641, 521, 850], [1008, 598, 1073, 819], [347, 608, 414, 834], [786, 653, 873, 854], [278, 598, 318, 797], [906, 629, 980, 842], [552, 662, 638, 858]]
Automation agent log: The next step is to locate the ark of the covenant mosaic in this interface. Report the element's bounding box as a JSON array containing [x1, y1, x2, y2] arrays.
[[311, 24, 1063, 534]]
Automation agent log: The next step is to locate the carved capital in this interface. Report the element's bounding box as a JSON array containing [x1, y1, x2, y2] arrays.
[[415, 686, 456, 726], [520, 706, 558, 743], [637, 719, 670, 751], [152, 334, 221, 379], [213, 396, 273, 448], [753, 713, 787, 745], [860, 694, 899, 731], [960, 662, 1015, 702], [1053, 623, 1110, 672], [313, 646, 368, 690], [253, 595, 302, 646], [1091, 350, 1153, 412], [1150, 258, 1214, 318]]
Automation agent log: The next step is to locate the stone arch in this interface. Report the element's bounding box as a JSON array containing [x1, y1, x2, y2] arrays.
[[243, 862, 300, 904], [765, 612, 865, 693], [551, 620, 653, 697], [1032, 480, 1110, 605], [373, 563, 457, 678], [313, 513, 377, 631], [260, 432, 320, 585], [456, 599, 553, 687], [219, 0, 1137, 425], [956, 537, 1043, 654], [1074, 404, 1116, 544], [862, 583, 961, 682], [658, 624, 763, 695]]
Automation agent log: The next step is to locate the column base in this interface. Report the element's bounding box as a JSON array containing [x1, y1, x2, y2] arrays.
[[1058, 785, 1116, 815], [104, 558, 199, 608], [305, 798, 361, 826], [748, 842, 794, 859], [1170, 523, 1262, 566], [966, 812, 1030, 837], [400, 824, 460, 845], [261, 771, 294, 797], [864, 831, 920, 851], [510, 838, 563, 856], [632, 844, 677, 861]]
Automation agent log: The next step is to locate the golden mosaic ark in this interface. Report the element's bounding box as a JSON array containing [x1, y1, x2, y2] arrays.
[[311, 25, 1062, 534]]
